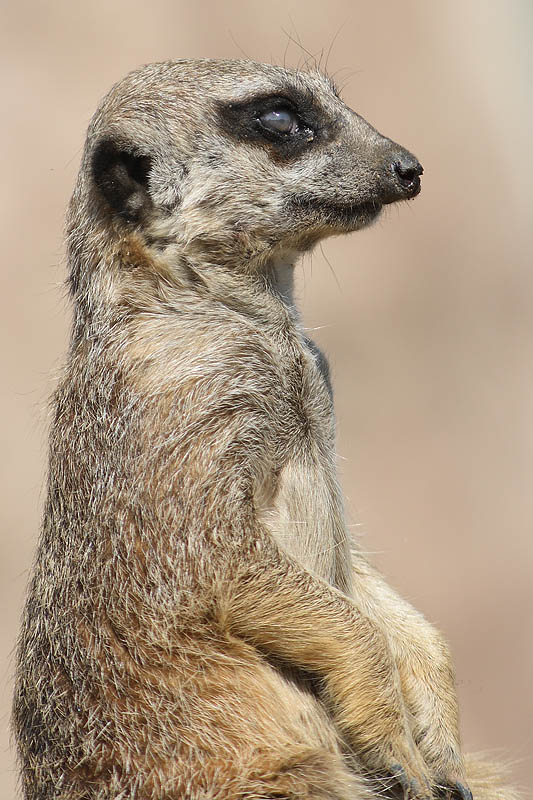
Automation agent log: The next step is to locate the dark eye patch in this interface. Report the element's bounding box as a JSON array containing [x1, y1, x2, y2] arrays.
[[216, 89, 329, 162]]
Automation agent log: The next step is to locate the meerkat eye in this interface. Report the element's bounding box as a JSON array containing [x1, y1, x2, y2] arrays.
[[258, 107, 300, 135], [217, 94, 316, 153]]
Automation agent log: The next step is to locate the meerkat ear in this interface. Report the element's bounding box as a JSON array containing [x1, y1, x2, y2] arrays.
[[91, 139, 153, 222]]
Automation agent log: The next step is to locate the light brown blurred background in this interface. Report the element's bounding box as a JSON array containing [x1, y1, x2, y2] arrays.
[[2, 1, 532, 797]]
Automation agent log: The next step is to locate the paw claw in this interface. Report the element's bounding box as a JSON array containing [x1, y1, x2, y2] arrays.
[[389, 763, 409, 791], [452, 782, 473, 800], [437, 780, 473, 800], [387, 763, 432, 799]]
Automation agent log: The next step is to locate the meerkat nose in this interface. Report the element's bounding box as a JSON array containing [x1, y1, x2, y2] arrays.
[[391, 153, 423, 199]]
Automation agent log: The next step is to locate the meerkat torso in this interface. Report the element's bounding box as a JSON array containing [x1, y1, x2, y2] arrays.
[[122, 271, 353, 595]]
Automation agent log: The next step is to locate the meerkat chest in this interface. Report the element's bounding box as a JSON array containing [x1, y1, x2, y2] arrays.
[[257, 336, 353, 594]]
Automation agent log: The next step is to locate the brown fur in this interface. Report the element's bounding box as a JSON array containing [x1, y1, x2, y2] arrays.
[[13, 59, 519, 800]]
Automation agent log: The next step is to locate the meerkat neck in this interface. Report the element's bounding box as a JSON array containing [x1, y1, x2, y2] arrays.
[[263, 252, 297, 309]]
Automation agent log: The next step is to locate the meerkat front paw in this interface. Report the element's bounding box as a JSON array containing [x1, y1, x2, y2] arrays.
[[437, 779, 473, 800], [369, 732, 435, 799], [391, 632, 472, 800], [427, 755, 472, 800], [331, 672, 434, 796]]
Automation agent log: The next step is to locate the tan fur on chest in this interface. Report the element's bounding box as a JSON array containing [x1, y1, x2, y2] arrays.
[[257, 454, 353, 592]]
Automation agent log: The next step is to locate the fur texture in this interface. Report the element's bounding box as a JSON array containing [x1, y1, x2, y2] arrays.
[[13, 59, 519, 800]]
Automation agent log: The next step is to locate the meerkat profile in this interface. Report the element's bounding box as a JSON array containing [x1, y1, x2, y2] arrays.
[[13, 59, 519, 800]]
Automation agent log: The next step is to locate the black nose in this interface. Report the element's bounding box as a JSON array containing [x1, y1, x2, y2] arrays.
[[390, 154, 423, 200]]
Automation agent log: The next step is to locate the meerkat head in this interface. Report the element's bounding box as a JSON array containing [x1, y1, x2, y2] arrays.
[[80, 59, 422, 274]]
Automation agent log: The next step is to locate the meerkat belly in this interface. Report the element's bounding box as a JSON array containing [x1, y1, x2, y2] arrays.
[[257, 455, 353, 593]]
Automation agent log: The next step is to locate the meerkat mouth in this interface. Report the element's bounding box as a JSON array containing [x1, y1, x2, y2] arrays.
[[289, 195, 383, 230]]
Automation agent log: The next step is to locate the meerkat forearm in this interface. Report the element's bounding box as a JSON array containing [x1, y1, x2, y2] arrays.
[[222, 543, 431, 784], [349, 557, 465, 782]]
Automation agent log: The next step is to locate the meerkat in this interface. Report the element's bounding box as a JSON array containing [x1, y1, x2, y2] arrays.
[[13, 59, 519, 800]]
